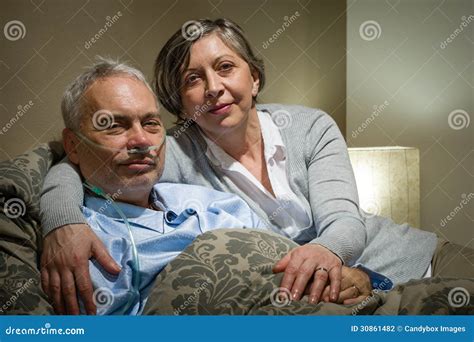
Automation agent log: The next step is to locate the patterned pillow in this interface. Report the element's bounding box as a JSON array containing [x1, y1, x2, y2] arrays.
[[0, 142, 64, 314]]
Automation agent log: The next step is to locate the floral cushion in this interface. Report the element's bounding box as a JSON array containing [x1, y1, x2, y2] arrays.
[[0, 142, 63, 314]]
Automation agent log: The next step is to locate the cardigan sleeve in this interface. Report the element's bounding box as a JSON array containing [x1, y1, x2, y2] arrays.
[[305, 112, 366, 265], [40, 159, 86, 236]]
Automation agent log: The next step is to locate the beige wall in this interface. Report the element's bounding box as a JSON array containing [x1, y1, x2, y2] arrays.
[[346, 0, 473, 246], [3, 0, 470, 247], [0, 0, 346, 160]]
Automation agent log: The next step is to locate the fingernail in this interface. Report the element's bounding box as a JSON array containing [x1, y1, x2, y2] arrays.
[[292, 290, 299, 300], [309, 296, 316, 304]]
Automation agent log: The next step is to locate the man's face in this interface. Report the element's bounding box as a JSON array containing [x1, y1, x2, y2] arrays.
[[65, 76, 165, 207]]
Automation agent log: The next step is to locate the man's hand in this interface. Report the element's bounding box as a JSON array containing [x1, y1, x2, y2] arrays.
[[321, 266, 372, 305], [40, 224, 121, 315], [273, 244, 342, 304]]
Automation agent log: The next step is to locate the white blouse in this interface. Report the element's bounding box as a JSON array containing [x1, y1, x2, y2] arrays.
[[200, 111, 311, 238]]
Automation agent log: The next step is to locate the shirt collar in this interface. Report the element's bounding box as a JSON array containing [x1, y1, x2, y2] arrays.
[[200, 110, 287, 169], [200, 129, 236, 169], [258, 110, 287, 162], [83, 194, 160, 220]]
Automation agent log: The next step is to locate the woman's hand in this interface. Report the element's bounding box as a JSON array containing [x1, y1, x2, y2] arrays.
[[273, 244, 342, 304], [40, 224, 121, 315], [322, 266, 372, 305]]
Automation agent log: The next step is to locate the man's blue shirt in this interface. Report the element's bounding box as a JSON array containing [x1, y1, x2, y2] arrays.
[[81, 183, 267, 315]]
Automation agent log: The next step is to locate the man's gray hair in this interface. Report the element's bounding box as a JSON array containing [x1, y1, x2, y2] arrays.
[[61, 57, 154, 131]]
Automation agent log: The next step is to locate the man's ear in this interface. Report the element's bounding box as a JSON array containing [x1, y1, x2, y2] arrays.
[[62, 128, 80, 165]]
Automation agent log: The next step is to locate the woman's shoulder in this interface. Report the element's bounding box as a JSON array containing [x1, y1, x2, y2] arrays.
[[256, 103, 338, 133], [165, 123, 205, 154]]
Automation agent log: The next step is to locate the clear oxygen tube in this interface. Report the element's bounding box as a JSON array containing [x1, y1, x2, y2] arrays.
[[83, 183, 141, 314], [74, 131, 166, 155]]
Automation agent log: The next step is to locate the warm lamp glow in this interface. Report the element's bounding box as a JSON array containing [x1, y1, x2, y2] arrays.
[[348, 147, 420, 227]]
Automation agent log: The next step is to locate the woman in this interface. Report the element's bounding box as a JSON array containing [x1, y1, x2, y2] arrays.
[[41, 19, 444, 314]]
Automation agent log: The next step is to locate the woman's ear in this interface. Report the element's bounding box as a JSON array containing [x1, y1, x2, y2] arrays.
[[62, 128, 80, 165], [251, 69, 260, 98]]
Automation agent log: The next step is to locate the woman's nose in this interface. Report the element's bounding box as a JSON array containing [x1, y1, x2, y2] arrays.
[[205, 73, 224, 98]]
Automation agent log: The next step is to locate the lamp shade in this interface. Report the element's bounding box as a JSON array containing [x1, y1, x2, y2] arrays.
[[347, 147, 420, 228]]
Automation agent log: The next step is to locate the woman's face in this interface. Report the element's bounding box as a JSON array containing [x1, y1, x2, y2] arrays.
[[180, 33, 260, 139]]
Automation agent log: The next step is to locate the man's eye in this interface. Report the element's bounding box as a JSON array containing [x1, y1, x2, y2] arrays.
[[109, 123, 125, 130], [143, 120, 163, 132], [101, 122, 126, 134], [143, 120, 161, 127]]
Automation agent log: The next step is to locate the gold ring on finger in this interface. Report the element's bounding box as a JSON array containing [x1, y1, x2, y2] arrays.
[[315, 266, 329, 273]]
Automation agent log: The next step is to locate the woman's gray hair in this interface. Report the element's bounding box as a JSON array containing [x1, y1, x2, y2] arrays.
[[62, 57, 154, 131], [154, 18, 265, 123]]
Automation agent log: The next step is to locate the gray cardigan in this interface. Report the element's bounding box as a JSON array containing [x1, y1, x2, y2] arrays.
[[41, 104, 438, 285]]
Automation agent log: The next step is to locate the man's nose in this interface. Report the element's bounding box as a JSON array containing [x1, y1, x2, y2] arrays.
[[205, 73, 224, 98], [126, 125, 152, 150]]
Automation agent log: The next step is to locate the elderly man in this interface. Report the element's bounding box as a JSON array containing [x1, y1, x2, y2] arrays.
[[44, 59, 271, 315], [42, 59, 380, 315]]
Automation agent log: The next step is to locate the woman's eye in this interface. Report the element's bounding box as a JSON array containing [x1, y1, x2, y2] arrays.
[[185, 74, 200, 85], [219, 63, 234, 72]]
